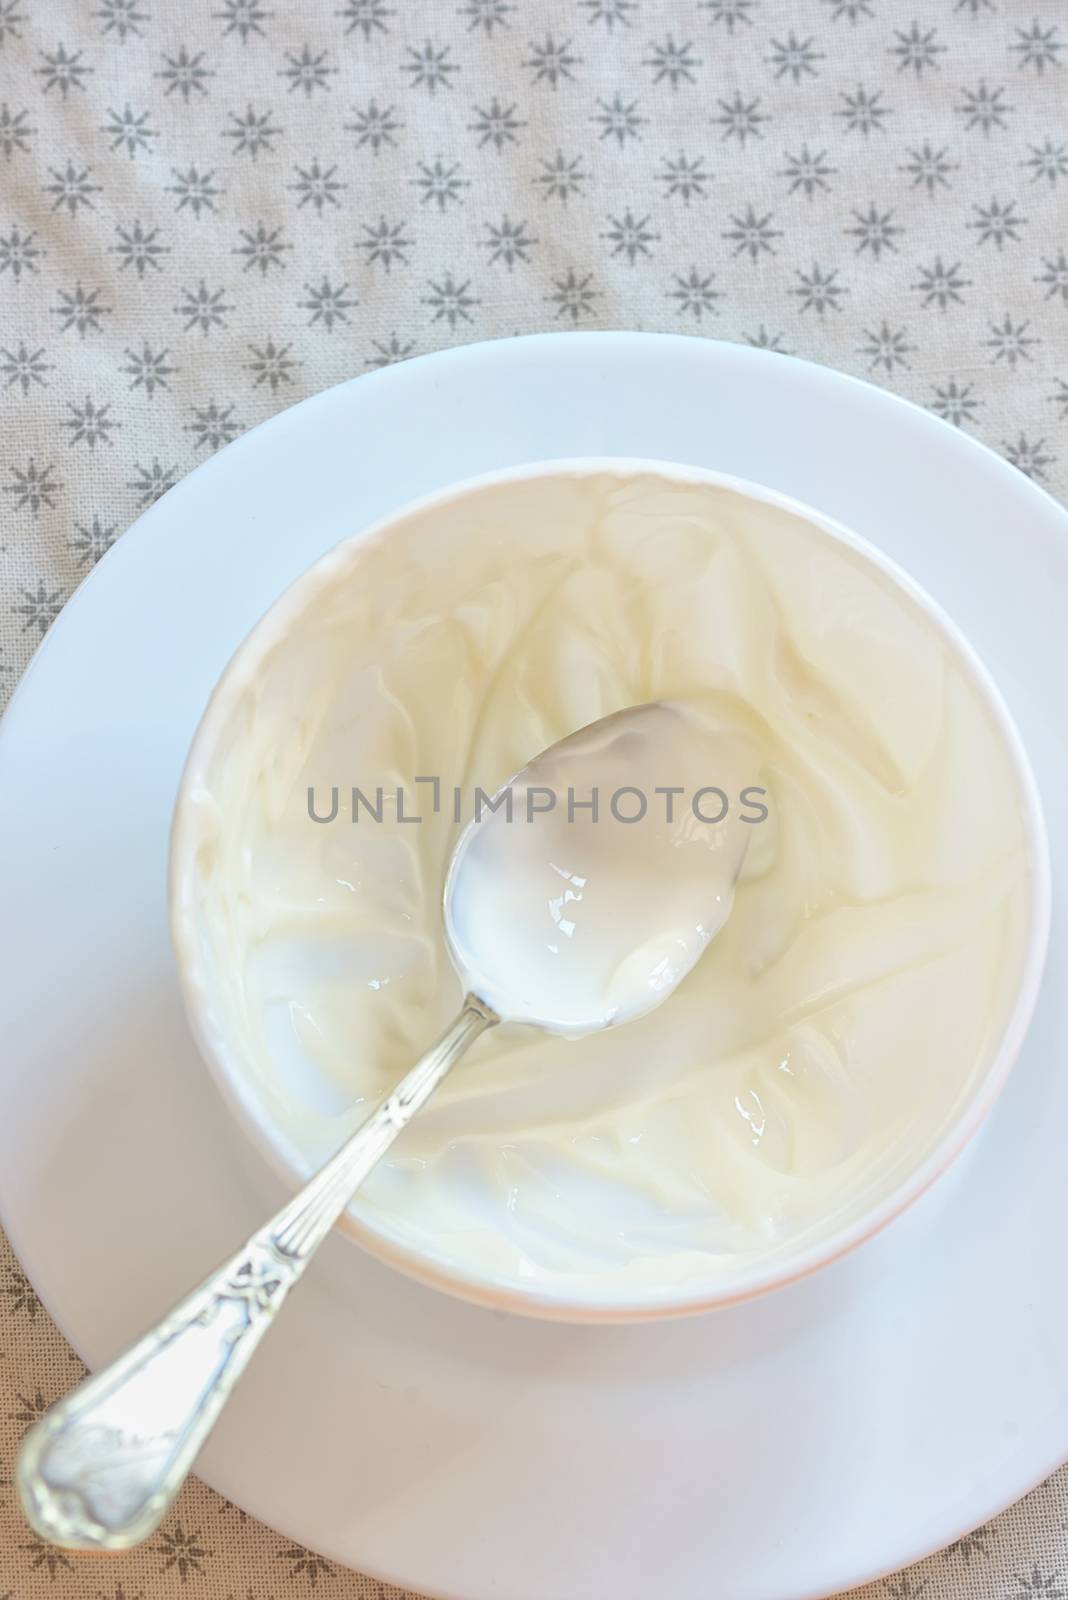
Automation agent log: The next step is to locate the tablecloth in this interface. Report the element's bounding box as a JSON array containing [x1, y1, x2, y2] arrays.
[[2, 1, 1067, 1595]]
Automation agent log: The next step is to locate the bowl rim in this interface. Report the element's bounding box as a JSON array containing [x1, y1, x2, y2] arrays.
[[168, 455, 1052, 1324]]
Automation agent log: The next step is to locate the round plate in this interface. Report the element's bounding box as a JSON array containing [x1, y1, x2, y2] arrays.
[[1, 333, 1066, 1600]]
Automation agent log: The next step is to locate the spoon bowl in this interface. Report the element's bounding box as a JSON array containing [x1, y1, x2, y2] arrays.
[[444, 699, 762, 1033]]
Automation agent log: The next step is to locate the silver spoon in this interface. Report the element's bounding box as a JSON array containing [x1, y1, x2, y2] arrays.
[[18, 700, 756, 1553]]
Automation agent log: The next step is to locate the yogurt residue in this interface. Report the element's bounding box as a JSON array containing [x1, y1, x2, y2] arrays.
[[185, 469, 1033, 1293], [444, 700, 762, 1034]]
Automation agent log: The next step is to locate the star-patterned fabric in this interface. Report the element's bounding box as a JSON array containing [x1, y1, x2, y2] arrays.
[[1, 0, 1067, 1596]]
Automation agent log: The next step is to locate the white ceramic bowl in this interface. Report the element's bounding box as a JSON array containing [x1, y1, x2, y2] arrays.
[[169, 459, 1050, 1322]]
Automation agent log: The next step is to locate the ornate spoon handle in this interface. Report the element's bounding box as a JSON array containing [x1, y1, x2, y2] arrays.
[[17, 995, 497, 1553]]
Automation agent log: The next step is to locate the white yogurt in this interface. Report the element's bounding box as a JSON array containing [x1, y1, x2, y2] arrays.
[[444, 701, 760, 1033], [183, 469, 1034, 1295]]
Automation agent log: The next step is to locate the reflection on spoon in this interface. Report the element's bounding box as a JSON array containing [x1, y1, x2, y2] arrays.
[[446, 700, 760, 1033]]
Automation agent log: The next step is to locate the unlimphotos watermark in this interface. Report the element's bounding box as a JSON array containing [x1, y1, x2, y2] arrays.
[[306, 779, 769, 827]]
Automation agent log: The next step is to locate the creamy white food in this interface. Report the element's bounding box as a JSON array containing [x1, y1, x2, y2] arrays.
[[445, 700, 760, 1033], [182, 470, 1034, 1298]]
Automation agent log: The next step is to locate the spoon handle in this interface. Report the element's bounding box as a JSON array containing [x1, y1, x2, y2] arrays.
[[17, 994, 497, 1553]]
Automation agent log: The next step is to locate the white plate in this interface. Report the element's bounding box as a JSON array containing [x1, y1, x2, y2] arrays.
[[1, 332, 1066, 1600]]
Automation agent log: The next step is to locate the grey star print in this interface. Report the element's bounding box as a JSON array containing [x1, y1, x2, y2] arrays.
[[344, 99, 402, 153], [299, 277, 356, 329], [668, 266, 720, 318], [224, 105, 282, 158], [122, 344, 177, 395], [102, 105, 159, 157]]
